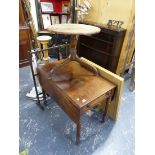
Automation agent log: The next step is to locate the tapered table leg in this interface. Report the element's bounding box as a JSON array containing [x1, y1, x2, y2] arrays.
[[76, 122, 81, 144], [101, 91, 112, 123]]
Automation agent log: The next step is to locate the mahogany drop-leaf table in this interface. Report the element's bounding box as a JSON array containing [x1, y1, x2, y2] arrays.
[[37, 60, 116, 144]]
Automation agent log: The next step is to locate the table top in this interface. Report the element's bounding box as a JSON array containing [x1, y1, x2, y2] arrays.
[[38, 60, 116, 109], [47, 24, 101, 35]]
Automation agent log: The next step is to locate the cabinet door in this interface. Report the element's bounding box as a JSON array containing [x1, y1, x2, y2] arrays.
[[19, 28, 31, 68]]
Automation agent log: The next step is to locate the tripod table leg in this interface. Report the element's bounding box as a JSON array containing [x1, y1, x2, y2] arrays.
[[48, 58, 71, 79]]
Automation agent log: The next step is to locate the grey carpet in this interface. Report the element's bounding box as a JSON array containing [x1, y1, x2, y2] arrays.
[[19, 66, 135, 155]]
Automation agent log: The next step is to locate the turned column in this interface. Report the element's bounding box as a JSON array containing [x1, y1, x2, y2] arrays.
[[37, 36, 52, 64], [69, 35, 78, 60]]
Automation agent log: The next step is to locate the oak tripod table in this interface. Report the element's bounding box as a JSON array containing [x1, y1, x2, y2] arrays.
[[38, 60, 116, 144], [47, 24, 101, 76]]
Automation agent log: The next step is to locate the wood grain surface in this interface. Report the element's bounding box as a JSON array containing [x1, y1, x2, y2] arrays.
[[47, 24, 101, 35], [38, 61, 115, 109]]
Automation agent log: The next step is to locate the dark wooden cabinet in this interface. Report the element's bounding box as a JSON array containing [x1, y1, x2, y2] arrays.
[[19, 26, 31, 68], [77, 22, 126, 73], [19, 0, 31, 68]]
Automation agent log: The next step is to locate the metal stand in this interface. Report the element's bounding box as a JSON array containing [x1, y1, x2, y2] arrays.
[[28, 52, 45, 110]]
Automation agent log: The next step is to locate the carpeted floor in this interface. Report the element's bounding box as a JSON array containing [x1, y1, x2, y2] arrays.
[[19, 66, 135, 155]]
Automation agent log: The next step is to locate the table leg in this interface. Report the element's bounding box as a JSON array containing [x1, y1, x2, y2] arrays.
[[76, 122, 81, 144], [129, 63, 135, 91], [42, 89, 47, 106], [101, 91, 112, 123]]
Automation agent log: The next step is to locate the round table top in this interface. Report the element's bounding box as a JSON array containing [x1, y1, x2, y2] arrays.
[[47, 24, 101, 35]]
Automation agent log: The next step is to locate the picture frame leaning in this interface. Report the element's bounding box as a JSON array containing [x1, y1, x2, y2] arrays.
[[51, 16, 60, 25], [41, 2, 54, 13], [42, 14, 51, 29]]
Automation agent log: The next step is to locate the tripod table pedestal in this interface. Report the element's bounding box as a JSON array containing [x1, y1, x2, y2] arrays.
[[47, 24, 101, 76]]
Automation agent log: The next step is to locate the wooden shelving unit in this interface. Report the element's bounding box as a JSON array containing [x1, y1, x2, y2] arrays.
[[77, 21, 126, 73]]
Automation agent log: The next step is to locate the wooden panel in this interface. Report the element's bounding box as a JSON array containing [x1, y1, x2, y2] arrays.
[[19, 0, 31, 68], [48, 87, 80, 124], [38, 66, 80, 123], [81, 57, 124, 120]]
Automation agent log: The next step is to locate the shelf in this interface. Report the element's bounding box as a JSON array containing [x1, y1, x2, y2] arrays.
[[87, 35, 113, 45], [80, 43, 115, 57], [42, 12, 70, 15]]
